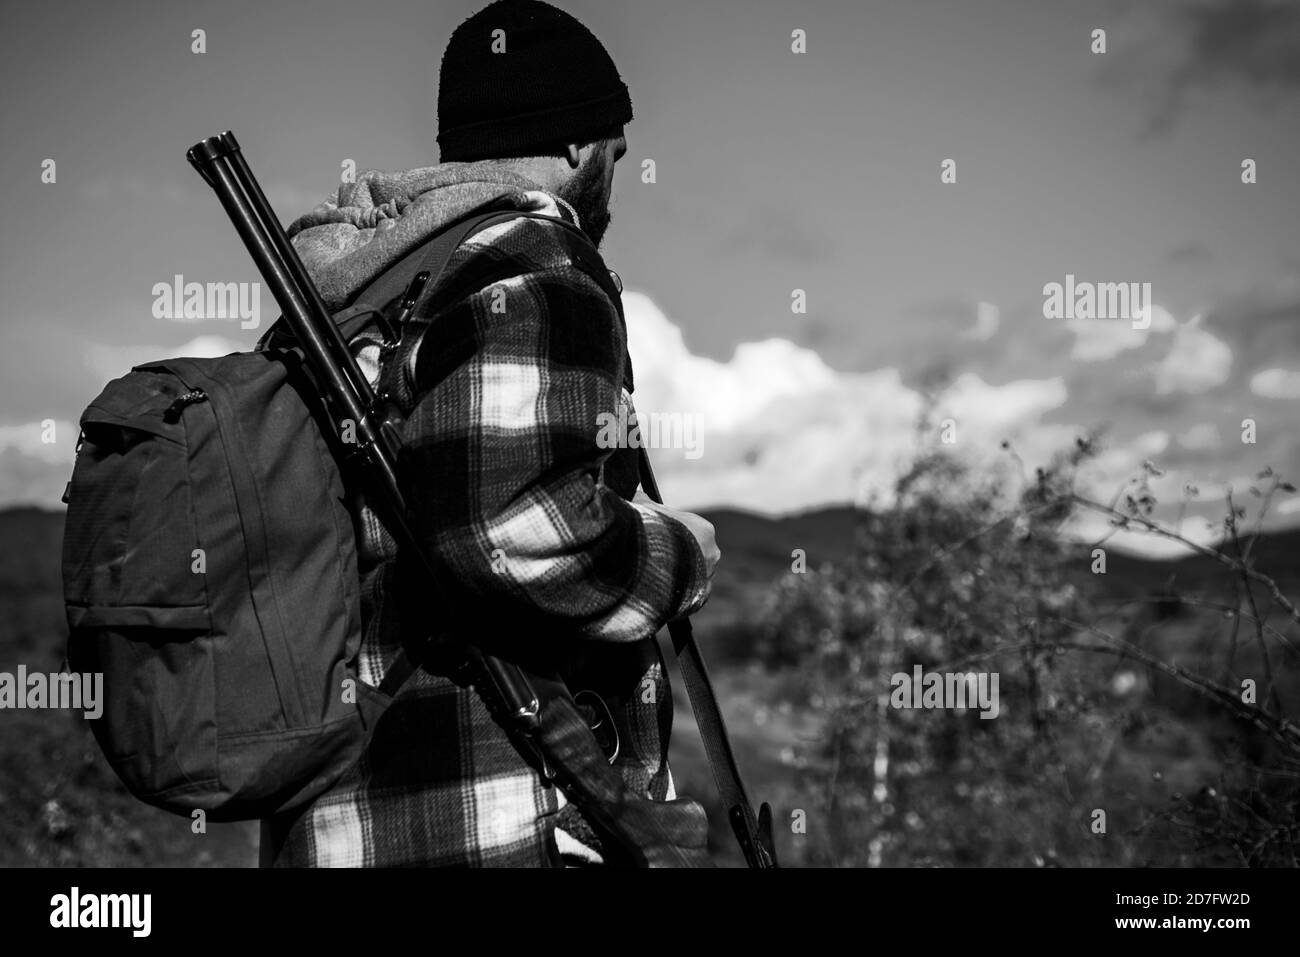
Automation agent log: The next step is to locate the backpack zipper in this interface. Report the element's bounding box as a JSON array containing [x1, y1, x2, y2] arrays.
[[163, 388, 209, 423]]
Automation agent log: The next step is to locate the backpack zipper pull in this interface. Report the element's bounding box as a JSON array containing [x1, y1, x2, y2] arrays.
[[163, 388, 209, 423]]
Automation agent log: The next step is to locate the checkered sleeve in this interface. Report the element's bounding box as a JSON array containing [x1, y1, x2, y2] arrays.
[[400, 216, 711, 642]]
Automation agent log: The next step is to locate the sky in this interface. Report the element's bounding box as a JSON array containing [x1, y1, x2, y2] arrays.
[[1, 0, 1298, 557]]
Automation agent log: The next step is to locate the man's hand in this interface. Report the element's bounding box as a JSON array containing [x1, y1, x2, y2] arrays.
[[632, 490, 720, 579]]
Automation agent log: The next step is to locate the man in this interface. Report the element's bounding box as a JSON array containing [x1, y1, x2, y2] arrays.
[[262, 0, 720, 867]]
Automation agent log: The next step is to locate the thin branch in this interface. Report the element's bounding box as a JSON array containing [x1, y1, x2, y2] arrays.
[[934, 625, 1300, 755], [1071, 495, 1300, 630], [1242, 476, 1280, 566], [1041, 616, 1300, 754], [1089, 594, 1300, 661], [1226, 489, 1282, 712]]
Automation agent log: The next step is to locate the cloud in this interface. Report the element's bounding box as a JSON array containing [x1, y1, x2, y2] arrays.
[[0, 419, 79, 508], [938, 373, 1068, 434], [1250, 367, 1300, 400], [962, 301, 1000, 341], [82, 335, 245, 384], [1066, 304, 1176, 362], [1174, 0, 1300, 92], [1076, 430, 1171, 498], [624, 290, 1073, 514], [1127, 0, 1300, 133], [1065, 508, 1223, 560], [623, 291, 1289, 560], [0, 337, 247, 509], [0, 419, 78, 463], [1152, 315, 1232, 395], [1177, 423, 1221, 451], [1198, 283, 1300, 390]]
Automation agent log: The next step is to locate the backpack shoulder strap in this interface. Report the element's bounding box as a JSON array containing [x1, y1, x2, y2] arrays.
[[370, 207, 624, 411], [369, 206, 616, 698], [350, 208, 505, 312], [256, 203, 525, 352]]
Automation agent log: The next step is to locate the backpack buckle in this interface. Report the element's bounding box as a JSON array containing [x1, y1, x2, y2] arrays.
[[377, 270, 431, 347]]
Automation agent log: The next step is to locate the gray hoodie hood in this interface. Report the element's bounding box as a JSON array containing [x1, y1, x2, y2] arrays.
[[287, 162, 578, 309]]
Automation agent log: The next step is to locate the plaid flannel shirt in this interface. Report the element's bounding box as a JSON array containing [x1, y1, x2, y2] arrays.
[[265, 193, 711, 867]]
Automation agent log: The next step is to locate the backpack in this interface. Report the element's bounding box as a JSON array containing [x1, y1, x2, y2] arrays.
[[60, 207, 531, 821]]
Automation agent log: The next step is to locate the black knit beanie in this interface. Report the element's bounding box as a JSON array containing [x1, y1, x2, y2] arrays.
[[437, 0, 633, 161]]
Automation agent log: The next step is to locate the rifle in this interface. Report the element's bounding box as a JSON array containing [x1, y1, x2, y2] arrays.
[[186, 130, 770, 868]]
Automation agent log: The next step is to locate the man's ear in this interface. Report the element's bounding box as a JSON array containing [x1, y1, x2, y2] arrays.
[[564, 143, 581, 169]]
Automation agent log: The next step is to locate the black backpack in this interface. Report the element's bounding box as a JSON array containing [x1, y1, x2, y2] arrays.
[[60, 208, 523, 821]]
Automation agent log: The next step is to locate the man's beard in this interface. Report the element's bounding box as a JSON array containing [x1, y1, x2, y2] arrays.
[[558, 151, 612, 248]]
